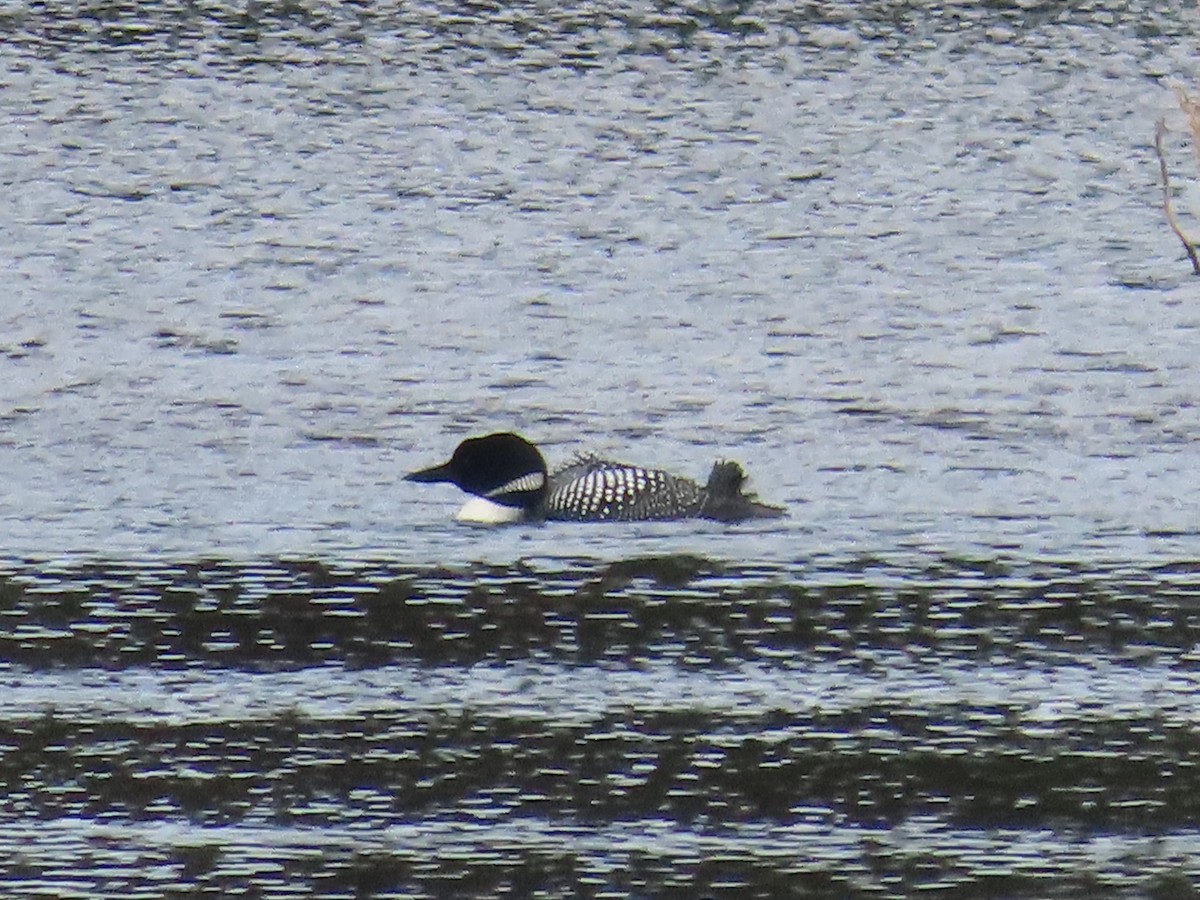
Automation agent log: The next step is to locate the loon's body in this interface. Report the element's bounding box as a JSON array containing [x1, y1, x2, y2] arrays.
[[405, 432, 785, 524]]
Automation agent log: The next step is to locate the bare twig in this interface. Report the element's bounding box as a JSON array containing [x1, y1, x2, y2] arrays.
[[1173, 85, 1200, 169], [1154, 118, 1200, 275]]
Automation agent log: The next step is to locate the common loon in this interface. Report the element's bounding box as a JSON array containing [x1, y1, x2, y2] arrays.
[[404, 432, 786, 524]]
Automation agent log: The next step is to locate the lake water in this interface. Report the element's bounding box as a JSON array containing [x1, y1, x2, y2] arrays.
[[2, 0, 1200, 896]]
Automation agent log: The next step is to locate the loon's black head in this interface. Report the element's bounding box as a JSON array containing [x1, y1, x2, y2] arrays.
[[405, 432, 549, 523]]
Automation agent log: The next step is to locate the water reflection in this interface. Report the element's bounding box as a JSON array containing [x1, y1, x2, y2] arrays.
[[5, 1, 1194, 63], [0, 555, 1199, 895]]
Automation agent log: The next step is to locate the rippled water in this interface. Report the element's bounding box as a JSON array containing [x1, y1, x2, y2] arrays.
[[2, 0, 1199, 562], [3, 555, 1200, 897], [4, 1, 1200, 897]]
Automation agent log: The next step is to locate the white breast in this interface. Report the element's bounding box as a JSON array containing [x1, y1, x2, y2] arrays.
[[455, 496, 525, 525]]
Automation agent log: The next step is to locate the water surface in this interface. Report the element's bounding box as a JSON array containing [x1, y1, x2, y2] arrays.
[[2, 1, 1200, 896], [2, 555, 1200, 896], [2, 0, 1199, 563]]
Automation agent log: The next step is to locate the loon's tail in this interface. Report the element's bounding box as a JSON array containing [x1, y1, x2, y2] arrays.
[[700, 461, 786, 522]]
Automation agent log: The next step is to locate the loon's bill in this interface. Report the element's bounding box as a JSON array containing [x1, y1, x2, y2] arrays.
[[405, 432, 785, 524]]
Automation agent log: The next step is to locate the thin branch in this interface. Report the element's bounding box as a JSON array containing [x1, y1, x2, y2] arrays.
[[1154, 118, 1200, 275], [1173, 86, 1200, 169]]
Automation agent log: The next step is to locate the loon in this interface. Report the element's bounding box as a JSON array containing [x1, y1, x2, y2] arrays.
[[404, 432, 785, 524]]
